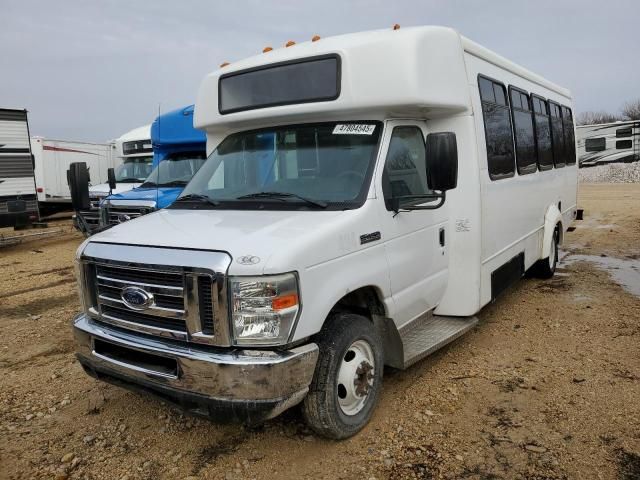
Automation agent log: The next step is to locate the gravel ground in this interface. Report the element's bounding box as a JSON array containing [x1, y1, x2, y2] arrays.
[[579, 161, 640, 183], [1, 184, 639, 480]]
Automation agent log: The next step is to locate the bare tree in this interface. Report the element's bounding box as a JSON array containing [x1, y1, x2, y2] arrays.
[[621, 99, 640, 120], [576, 111, 621, 125]]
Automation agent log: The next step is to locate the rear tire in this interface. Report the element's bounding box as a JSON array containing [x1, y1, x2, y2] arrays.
[[302, 313, 383, 439], [531, 226, 559, 279]]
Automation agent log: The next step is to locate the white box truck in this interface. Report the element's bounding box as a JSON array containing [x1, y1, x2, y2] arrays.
[[31, 137, 117, 215], [72, 26, 578, 438]]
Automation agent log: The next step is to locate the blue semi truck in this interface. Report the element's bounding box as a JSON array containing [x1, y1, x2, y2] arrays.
[[99, 105, 206, 227]]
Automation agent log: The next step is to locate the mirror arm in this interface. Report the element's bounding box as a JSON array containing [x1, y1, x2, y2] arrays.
[[391, 191, 446, 216]]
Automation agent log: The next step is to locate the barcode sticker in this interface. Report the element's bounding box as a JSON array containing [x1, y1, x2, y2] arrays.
[[332, 124, 376, 135]]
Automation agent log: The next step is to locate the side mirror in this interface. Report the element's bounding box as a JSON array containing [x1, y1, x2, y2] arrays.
[[107, 168, 117, 191], [426, 132, 458, 191], [68, 162, 90, 211]]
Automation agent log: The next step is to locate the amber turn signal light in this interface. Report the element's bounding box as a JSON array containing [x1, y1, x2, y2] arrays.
[[271, 294, 299, 311]]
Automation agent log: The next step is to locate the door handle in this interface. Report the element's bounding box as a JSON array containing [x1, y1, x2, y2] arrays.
[[439, 227, 445, 247]]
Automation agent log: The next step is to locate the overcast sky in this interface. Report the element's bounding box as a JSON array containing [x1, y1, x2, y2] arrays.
[[1, 0, 637, 142]]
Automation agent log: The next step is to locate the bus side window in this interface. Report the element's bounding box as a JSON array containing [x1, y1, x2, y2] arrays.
[[509, 87, 537, 175], [561, 106, 576, 165], [549, 102, 565, 168], [532, 96, 554, 171], [478, 76, 515, 180]]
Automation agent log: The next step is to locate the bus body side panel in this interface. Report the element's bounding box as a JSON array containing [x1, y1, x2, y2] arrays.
[[431, 114, 482, 317], [463, 52, 578, 308]]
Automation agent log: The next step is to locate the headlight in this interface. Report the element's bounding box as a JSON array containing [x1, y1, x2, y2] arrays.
[[230, 273, 300, 346]]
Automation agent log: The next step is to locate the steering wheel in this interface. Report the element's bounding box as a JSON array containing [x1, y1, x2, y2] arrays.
[[338, 170, 365, 182]]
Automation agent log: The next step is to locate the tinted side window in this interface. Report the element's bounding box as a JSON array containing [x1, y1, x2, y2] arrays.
[[616, 127, 632, 138], [479, 76, 515, 180], [509, 88, 537, 175], [585, 137, 606, 152], [616, 140, 632, 149], [382, 126, 431, 210], [532, 96, 553, 170], [549, 102, 565, 168], [562, 106, 576, 165]]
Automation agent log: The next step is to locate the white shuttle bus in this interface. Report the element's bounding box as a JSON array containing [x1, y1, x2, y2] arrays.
[[73, 26, 578, 438]]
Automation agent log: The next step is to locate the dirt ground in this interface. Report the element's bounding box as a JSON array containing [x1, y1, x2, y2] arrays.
[[1, 184, 639, 480]]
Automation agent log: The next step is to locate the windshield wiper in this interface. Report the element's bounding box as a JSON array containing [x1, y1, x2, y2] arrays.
[[236, 191, 327, 208], [158, 180, 189, 187], [139, 181, 157, 188], [173, 193, 220, 207]]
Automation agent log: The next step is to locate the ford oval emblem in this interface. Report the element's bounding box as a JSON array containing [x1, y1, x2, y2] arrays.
[[117, 214, 131, 224], [237, 255, 260, 265], [121, 286, 154, 311]]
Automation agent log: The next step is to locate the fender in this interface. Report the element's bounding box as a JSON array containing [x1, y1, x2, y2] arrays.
[[542, 204, 563, 260]]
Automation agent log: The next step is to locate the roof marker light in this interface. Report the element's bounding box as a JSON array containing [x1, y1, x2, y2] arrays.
[[285, 40, 296, 47], [263, 46, 273, 53], [220, 62, 230, 68], [312, 35, 321, 42], [393, 23, 401, 30]]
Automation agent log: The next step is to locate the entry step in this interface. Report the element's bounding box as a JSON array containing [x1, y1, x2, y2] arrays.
[[399, 314, 478, 369]]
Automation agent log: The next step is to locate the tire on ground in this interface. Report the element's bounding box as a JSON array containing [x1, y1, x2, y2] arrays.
[[302, 313, 384, 439], [531, 225, 559, 279]]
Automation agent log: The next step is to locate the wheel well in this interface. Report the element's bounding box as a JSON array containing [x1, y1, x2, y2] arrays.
[[329, 286, 386, 321]]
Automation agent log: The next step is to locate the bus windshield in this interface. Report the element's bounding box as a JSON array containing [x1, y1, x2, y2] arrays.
[[141, 152, 206, 188], [175, 122, 382, 210], [115, 157, 153, 183]]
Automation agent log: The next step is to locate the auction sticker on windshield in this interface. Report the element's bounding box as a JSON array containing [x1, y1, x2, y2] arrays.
[[332, 124, 376, 135]]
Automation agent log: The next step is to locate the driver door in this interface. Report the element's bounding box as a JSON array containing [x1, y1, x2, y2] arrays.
[[375, 120, 449, 327]]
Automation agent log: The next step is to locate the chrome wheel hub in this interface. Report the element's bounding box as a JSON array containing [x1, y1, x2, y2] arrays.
[[337, 339, 375, 416]]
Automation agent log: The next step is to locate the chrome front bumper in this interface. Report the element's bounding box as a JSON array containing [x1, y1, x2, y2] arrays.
[[73, 313, 319, 422]]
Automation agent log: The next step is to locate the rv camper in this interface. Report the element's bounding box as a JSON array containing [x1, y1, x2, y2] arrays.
[[0, 108, 38, 228], [576, 120, 639, 167]]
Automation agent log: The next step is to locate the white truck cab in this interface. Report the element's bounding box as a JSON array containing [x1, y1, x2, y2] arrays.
[[73, 26, 577, 438], [81, 125, 153, 230]]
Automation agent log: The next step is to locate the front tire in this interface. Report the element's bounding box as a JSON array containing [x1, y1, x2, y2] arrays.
[[302, 313, 383, 439]]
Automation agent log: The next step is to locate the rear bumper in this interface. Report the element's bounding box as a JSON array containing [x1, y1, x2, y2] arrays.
[[73, 313, 319, 423]]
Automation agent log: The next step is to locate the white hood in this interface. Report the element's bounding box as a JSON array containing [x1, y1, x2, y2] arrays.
[[87, 206, 371, 275], [89, 182, 143, 197]]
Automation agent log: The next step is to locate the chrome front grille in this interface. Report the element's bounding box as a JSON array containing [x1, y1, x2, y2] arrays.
[[79, 195, 104, 228], [80, 243, 232, 346], [87, 263, 221, 342], [107, 205, 148, 226], [94, 264, 188, 337]]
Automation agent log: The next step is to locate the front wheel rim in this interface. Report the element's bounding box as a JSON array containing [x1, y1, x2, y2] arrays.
[[336, 339, 375, 416]]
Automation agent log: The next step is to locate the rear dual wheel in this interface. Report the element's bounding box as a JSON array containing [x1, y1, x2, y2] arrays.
[[531, 225, 559, 279], [302, 313, 383, 439]]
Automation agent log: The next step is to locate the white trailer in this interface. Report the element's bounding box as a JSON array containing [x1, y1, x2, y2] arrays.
[[31, 137, 117, 214], [576, 120, 639, 167], [72, 26, 578, 438], [0, 108, 38, 228]]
